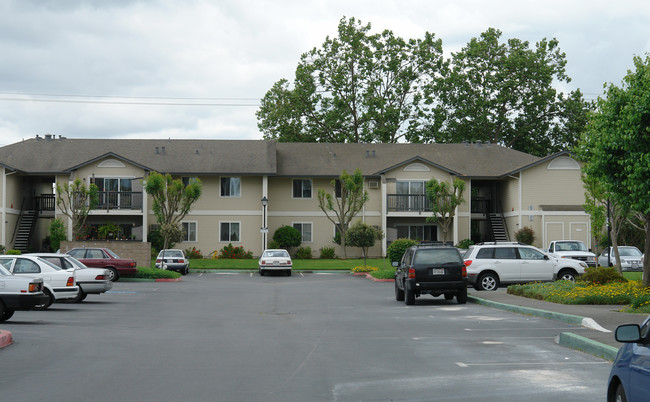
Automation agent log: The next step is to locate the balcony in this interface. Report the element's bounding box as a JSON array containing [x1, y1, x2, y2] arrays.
[[93, 191, 143, 211], [387, 194, 431, 212]]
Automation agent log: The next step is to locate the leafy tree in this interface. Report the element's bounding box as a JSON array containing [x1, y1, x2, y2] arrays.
[[346, 221, 383, 268], [318, 169, 369, 258], [144, 172, 202, 249], [425, 178, 466, 244], [48, 218, 66, 252], [257, 17, 445, 143], [56, 178, 98, 240], [578, 54, 650, 285], [430, 28, 589, 156], [272, 225, 302, 250], [581, 172, 607, 257]]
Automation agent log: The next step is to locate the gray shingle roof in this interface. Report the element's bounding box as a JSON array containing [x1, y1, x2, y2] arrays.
[[0, 137, 541, 178]]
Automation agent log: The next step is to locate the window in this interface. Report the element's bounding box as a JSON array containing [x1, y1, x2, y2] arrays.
[[94, 177, 134, 208], [335, 180, 342, 198], [476, 248, 494, 259], [396, 180, 426, 210], [182, 177, 197, 187], [221, 177, 241, 197], [182, 222, 197, 242], [14, 259, 40, 274], [293, 179, 312, 198], [396, 225, 437, 242], [293, 222, 312, 242], [518, 247, 545, 260], [494, 247, 517, 259], [220, 222, 240, 242]]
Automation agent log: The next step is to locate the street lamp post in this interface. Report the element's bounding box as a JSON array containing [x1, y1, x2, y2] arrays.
[[261, 196, 268, 250]]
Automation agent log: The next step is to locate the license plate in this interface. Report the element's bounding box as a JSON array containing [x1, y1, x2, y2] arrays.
[[632, 262, 639, 268], [430, 268, 445, 275], [273, 261, 279, 266]]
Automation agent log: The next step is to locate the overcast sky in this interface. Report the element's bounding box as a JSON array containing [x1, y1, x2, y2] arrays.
[[1, 0, 648, 146]]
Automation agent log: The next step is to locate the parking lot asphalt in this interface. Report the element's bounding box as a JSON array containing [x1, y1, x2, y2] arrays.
[[468, 288, 648, 360], [2, 274, 647, 361]]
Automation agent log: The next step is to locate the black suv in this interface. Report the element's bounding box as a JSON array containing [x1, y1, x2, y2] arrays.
[[393, 245, 468, 305]]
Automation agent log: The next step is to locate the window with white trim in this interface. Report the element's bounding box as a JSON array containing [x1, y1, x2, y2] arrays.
[[182, 222, 197, 242], [220, 177, 241, 197], [293, 222, 312, 242], [292, 179, 312, 198], [220, 222, 240, 242]]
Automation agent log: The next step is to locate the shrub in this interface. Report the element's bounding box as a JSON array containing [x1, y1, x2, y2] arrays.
[[295, 246, 312, 259], [272, 225, 301, 249], [218, 243, 253, 259], [0, 245, 5, 254], [184, 247, 203, 259], [7, 249, 22, 255], [456, 238, 474, 249], [136, 267, 181, 279], [579, 266, 627, 285], [147, 230, 175, 253], [387, 238, 417, 263], [48, 218, 67, 252], [267, 240, 280, 249], [368, 269, 397, 280], [319, 246, 336, 259], [514, 227, 535, 245]]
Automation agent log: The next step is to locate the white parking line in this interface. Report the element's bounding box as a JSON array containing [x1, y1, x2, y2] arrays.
[[455, 361, 609, 367]]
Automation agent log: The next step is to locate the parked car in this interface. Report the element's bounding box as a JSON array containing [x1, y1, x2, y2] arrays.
[[258, 249, 292, 276], [155, 249, 189, 275], [547, 240, 597, 267], [0, 263, 48, 322], [28, 253, 113, 302], [598, 246, 644, 271], [607, 315, 650, 402], [393, 245, 468, 305], [464, 242, 587, 291], [0, 255, 79, 309], [66, 247, 137, 282]]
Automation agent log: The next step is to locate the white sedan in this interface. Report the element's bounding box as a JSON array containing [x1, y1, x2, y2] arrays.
[[598, 246, 644, 271], [258, 249, 292, 276], [28, 253, 113, 302], [0, 255, 79, 309]]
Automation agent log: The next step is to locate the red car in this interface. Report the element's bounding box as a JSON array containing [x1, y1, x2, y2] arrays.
[[66, 247, 137, 282]]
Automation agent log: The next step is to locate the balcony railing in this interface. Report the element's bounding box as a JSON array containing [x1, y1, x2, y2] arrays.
[[35, 194, 55, 212], [387, 194, 431, 212], [94, 191, 143, 211]]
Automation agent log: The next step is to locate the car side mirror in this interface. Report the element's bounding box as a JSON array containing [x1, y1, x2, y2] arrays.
[[544, 255, 549, 260], [615, 324, 642, 343]]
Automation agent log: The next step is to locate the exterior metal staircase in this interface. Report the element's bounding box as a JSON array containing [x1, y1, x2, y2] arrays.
[[13, 210, 37, 252], [488, 213, 509, 242]]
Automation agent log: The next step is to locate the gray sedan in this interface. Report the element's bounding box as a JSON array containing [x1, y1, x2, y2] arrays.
[[155, 249, 190, 275]]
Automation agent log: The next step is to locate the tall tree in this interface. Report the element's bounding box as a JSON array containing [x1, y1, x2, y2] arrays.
[[431, 28, 589, 156], [317, 169, 369, 258], [144, 172, 202, 250], [425, 178, 466, 244], [257, 17, 445, 143], [578, 54, 650, 286], [56, 178, 98, 240]]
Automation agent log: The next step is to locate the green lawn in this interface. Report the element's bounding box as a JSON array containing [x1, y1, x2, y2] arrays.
[[189, 258, 393, 271]]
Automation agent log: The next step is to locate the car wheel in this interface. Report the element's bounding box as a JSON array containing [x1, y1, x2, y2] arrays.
[[395, 279, 405, 301], [614, 383, 627, 402], [444, 293, 454, 300], [0, 310, 15, 322], [477, 273, 499, 291], [287, 270, 292, 276], [405, 287, 415, 305], [558, 270, 576, 282], [457, 288, 468, 304], [69, 290, 87, 303], [259, 268, 265, 276], [34, 288, 54, 310], [106, 267, 119, 282]]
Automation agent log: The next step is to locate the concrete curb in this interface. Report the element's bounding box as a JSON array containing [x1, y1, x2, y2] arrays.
[[0, 329, 13, 349], [557, 332, 619, 361], [468, 295, 619, 360]]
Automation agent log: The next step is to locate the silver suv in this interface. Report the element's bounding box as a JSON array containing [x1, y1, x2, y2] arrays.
[[463, 242, 587, 291]]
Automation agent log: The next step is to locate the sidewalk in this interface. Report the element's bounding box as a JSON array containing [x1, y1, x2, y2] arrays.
[[468, 288, 648, 360]]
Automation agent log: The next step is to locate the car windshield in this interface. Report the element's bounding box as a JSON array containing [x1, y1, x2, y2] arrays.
[[0, 262, 11, 276], [160, 250, 184, 258], [556, 241, 587, 252], [263, 250, 289, 258], [414, 249, 461, 265], [619, 247, 642, 257], [66, 256, 88, 269], [37, 257, 62, 270], [104, 249, 119, 258]]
